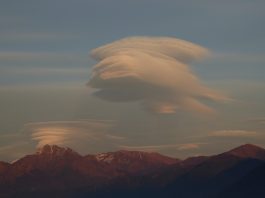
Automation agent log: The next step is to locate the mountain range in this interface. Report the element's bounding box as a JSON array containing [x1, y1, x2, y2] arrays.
[[0, 144, 264, 198]]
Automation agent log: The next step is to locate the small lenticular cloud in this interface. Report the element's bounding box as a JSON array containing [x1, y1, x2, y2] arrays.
[[24, 120, 118, 149], [88, 36, 228, 114]]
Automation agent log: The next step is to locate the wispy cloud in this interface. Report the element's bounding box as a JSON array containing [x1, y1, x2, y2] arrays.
[[119, 143, 204, 152], [0, 140, 32, 163], [247, 117, 265, 125], [213, 52, 265, 63], [177, 144, 200, 150], [88, 36, 228, 114], [0, 32, 78, 43], [105, 134, 126, 140], [209, 130, 258, 137], [0, 51, 87, 63], [0, 141, 29, 153], [1, 67, 87, 77]]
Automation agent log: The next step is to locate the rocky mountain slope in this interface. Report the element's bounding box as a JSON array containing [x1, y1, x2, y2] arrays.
[[0, 144, 264, 198]]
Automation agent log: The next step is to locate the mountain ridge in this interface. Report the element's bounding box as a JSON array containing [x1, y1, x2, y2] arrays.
[[0, 144, 264, 198]]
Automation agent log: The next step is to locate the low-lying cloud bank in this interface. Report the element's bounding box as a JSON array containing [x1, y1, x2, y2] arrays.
[[88, 36, 227, 114]]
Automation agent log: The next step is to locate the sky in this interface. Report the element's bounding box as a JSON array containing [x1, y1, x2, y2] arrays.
[[0, 0, 265, 162]]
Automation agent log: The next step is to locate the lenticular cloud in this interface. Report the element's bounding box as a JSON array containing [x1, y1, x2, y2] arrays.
[[88, 36, 227, 114]]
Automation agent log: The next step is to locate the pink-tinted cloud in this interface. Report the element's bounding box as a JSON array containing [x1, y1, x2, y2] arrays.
[[119, 143, 203, 152], [24, 120, 122, 148], [209, 130, 258, 137], [88, 36, 228, 114]]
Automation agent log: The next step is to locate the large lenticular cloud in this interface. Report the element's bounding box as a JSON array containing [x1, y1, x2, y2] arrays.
[[88, 36, 227, 114]]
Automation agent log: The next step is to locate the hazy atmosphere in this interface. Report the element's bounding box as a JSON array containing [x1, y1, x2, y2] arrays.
[[1, 0, 265, 162]]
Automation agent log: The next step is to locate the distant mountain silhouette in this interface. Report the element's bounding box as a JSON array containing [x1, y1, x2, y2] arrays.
[[223, 144, 265, 160], [0, 144, 264, 198]]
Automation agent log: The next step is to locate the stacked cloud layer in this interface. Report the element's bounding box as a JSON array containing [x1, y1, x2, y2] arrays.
[[88, 37, 227, 114], [27, 120, 117, 148]]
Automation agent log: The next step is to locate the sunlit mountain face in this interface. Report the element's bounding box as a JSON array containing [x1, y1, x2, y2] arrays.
[[0, 144, 264, 198]]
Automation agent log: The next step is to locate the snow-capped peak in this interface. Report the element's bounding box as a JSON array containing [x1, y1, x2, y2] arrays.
[[95, 153, 114, 163]]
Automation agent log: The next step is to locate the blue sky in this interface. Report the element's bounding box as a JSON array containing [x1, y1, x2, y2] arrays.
[[0, 0, 265, 161], [1, 0, 265, 84]]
